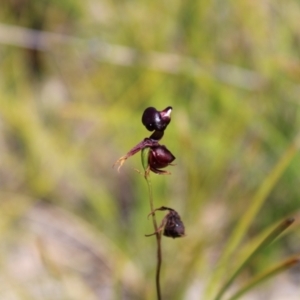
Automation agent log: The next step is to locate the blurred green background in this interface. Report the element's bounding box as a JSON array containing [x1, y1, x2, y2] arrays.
[[1, 0, 300, 299]]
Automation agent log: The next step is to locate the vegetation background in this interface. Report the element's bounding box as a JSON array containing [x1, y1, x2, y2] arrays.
[[0, 0, 300, 299]]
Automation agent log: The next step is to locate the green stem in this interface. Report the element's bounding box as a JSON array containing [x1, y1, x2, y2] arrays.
[[145, 173, 162, 300]]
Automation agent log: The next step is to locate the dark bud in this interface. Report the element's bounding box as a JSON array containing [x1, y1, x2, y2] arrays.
[[149, 145, 175, 174], [145, 206, 185, 239], [142, 106, 172, 132], [163, 209, 185, 238]]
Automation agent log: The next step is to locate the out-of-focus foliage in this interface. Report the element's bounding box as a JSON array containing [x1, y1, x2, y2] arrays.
[[1, 0, 300, 299]]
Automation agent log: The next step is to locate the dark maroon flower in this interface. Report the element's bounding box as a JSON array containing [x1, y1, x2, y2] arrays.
[[113, 106, 173, 172], [146, 206, 185, 239], [148, 145, 175, 174], [142, 106, 172, 132]]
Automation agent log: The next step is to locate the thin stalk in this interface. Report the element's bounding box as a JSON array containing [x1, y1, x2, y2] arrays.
[[145, 173, 162, 300], [213, 217, 294, 300]]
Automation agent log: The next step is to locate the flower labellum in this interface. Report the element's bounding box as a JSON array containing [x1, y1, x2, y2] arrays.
[[142, 106, 172, 132]]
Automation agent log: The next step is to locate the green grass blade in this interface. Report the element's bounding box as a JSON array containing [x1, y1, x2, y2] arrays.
[[206, 140, 299, 298], [213, 217, 294, 300], [227, 256, 300, 300]]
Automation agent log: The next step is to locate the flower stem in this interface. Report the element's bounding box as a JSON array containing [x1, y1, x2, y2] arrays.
[[145, 173, 162, 300]]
